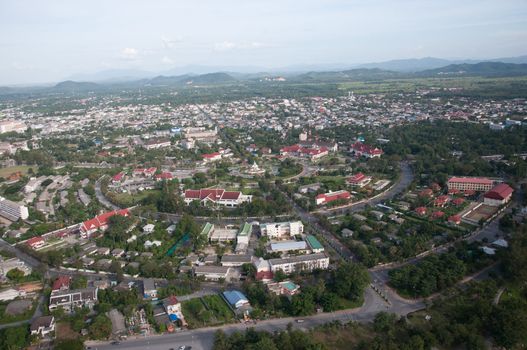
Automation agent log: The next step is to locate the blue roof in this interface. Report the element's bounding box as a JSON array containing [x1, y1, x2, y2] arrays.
[[223, 290, 248, 306], [169, 314, 178, 321]]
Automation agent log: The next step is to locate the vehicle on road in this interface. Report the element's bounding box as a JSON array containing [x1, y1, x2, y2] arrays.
[[296, 319, 305, 323]]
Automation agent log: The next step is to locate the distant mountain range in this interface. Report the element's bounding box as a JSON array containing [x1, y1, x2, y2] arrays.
[[59, 55, 527, 83], [418, 62, 527, 77], [2, 60, 527, 95], [356, 55, 527, 72]]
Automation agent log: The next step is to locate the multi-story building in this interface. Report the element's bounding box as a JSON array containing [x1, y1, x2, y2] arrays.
[[268, 253, 329, 274], [183, 189, 252, 208], [346, 173, 372, 187], [143, 138, 171, 150], [350, 142, 383, 158], [48, 287, 98, 312], [260, 221, 304, 238], [315, 190, 351, 205], [447, 177, 496, 192], [0, 197, 29, 221], [484, 183, 514, 206]]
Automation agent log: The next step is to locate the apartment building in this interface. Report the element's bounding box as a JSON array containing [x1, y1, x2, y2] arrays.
[[447, 177, 496, 192], [260, 221, 304, 238], [268, 253, 329, 274], [0, 196, 29, 221]]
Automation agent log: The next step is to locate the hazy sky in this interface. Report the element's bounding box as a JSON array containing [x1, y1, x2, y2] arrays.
[[1, 0, 526, 85]]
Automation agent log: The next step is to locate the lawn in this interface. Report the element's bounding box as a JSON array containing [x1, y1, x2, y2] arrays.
[[182, 295, 234, 328], [0, 165, 35, 178], [111, 189, 160, 207]]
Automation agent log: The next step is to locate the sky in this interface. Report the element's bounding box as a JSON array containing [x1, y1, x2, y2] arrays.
[[1, 0, 526, 85]]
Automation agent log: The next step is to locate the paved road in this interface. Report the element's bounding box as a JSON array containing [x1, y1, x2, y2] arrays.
[[95, 176, 121, 210], [319, 161, 414, 216], [87, 287, 424, 350]]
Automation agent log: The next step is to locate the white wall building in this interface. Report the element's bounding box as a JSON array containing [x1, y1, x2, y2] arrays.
[[260, 221, 304, 239], [268, 253, 329, 274], [0, 196, 29, 221]]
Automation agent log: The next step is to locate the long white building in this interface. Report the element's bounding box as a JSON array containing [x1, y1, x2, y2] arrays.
[[268, 253, 329, 274], [0, 197, 29, 221], [260, 221, 304, 239]]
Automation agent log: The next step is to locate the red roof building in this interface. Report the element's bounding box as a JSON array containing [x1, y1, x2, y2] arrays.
[[202, 152, 222, 162], [419, 188, 434, 198], [154, 172, 173, 181], [27, 236, 45, 250], [183, 189, 252, 208], [315, 190, 351, 206], [484, 183, 514, 206], [350, 142, 383, 158], [447, 177, 494, 192], [80, 208, 131, 238], [434, 195, 450, 207], [346, 172, 372, 187], [452, 197, 465, 206], [52, 276, 71, 293], [112, 172, 125, 183], [280, 144, 329, 161], [255, 270, 274, 281], [432, 211, 445, 219], [415, 207, 427, 216], [448, 188, 460, 195], [448, 215, 462, 225]]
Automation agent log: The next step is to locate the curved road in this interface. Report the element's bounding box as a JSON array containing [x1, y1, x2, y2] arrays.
[[318, 161, 413, 215]]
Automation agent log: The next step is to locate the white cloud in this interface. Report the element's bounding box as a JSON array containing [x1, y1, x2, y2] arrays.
[[161, 36, 183, 49], [213, 41, 268, 51], [214, 41, 238, 51], [120, 47, 139, 60], [161, 56, 174, 64]]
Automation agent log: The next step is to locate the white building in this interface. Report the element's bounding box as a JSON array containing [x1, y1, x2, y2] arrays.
[[30, 316, 55, 337], [193, 266, 231, 281], [48, 287, 98, 312], [0, 120, 27, 134], [143, 224, 155, 234], [260, 221, 304, 239], [0, 196, 29, 221], [268, 253, 329, 274]]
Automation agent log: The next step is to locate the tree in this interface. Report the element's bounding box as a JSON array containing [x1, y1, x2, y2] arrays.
[[88, 314, 112, 340], [54, 339, 84, 350], [6, 268, 25, 283], [330, 263, 370, 301], [0, 326, 28, 350], [491, 297, 527, 349], [273, 269, 286, 282], [213, 330, 230, 350]]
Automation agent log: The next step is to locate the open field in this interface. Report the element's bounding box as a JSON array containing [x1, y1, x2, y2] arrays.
[[182, 295, 235, 328], [0, 165, 34, 178]]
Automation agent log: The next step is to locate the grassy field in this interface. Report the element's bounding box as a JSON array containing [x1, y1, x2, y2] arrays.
[[0, 165, 35, 178], [111, 189, 160, 207], [182, 295, 234, 328]]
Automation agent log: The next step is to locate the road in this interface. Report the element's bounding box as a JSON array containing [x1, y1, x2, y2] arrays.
[[87, 287, 424, 350], [318, 161, 414, 215], [0, 294, 45, 330], [95, 176, 121, 210], [281, 161, 414, 262]]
